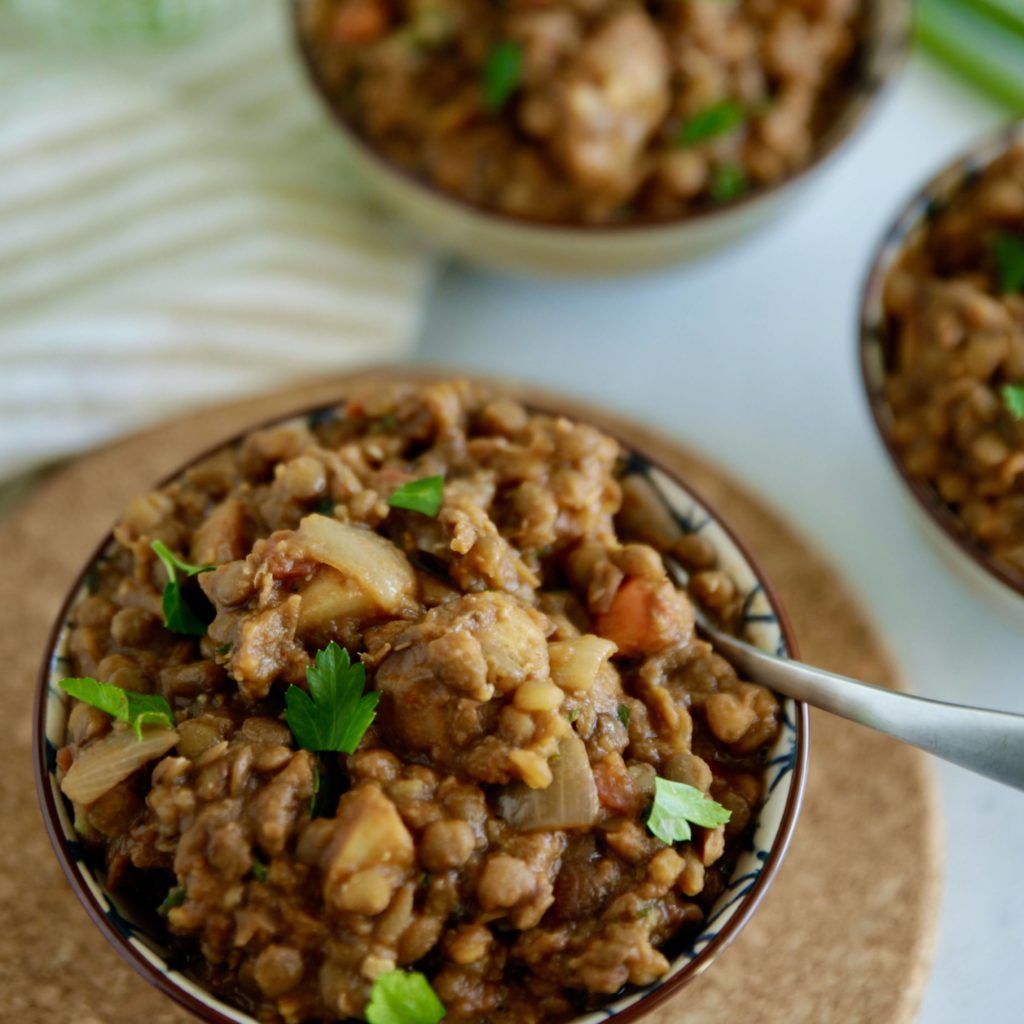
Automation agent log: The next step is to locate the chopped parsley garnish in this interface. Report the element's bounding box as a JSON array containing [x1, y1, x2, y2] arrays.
[[158, 884, 187, 916], [646, 776, 731, 846], [387, 475, 445, 517], [617, 703, 631, 729], [994, 232, 1024, 293], [151, 540, 214, 636], [676, 100, 745, 147], [285, 642, 380, 754], [314, 497, 336, 516], [709, 163, 748, 203], [251, 858, 269, 882], [59, 677, 174, 740], [565, 707, 579, 723], [1002, 384, 1024, 420], [366, 969, 445, 1024], [483, 40, 522, 112]]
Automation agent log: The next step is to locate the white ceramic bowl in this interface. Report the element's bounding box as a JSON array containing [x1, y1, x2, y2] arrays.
[[291, 0, 910, 277]]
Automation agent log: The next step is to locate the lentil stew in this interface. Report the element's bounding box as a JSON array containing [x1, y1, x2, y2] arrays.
[[45, 381, 794, 1024]]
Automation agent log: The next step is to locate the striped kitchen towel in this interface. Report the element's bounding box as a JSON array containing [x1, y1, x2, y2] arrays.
[[0, 0, 434, 481]]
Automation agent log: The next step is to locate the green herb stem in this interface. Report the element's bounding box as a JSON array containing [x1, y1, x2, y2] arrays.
[[956, 0, 1024, 42], [917, 0, 1024, 112]]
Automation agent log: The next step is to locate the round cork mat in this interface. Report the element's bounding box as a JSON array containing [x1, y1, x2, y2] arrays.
[[0, 370, 941, 1024]]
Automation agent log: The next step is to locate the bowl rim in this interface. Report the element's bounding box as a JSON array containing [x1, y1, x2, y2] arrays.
[[288, 0, 912, 237], [33, 392, 809, 1024], [858, 118, 1024, 603]]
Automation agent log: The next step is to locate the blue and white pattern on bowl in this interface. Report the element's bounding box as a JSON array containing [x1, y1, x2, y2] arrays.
[[860, 119, 1024, 614], [37, 409, 805, 1024]]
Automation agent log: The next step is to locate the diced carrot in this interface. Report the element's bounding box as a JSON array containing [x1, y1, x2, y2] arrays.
[[331, 0, 389, 43], [595, 577, 662, 657]]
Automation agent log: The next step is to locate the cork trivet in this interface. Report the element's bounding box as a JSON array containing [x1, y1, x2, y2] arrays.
[[0, 370, 941, 1024]]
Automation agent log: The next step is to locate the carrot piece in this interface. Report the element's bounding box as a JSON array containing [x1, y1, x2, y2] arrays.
[[331, 0, 388, 43], [595, 577, 662, 657]]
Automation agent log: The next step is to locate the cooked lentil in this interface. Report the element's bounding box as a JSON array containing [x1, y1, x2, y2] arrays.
[[57, 381, 781, 1023], [882, 143, 1024, 576], [300, 0, 864, 224]]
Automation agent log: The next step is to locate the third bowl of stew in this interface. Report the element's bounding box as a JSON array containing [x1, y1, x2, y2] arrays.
[[36, 378, 807, 1024], [861, 121, 1024, 616]]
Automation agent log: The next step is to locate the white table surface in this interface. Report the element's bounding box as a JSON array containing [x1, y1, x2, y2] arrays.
[[417, 54, 1022, 1024]]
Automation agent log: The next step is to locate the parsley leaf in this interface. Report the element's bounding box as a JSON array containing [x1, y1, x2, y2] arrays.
[[366, 970, 445, 1024], [994, 233, 1024, 293], [285, 642, 380, 754], [483, 41, 522, 112], [647, 776, 731, 845], [151, 540, 215, 636], [388, 475, 445, 517], [709, 163, 748, 203], [676, 100, 745, 147], [158, 884, 187, 916], [251, 858, 269, 882], [1003, 384, 1024, 420], [617, 703, 631, 728], [59, 677, 174, 741]]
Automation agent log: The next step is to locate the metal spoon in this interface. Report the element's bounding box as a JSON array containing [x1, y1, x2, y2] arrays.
[[667, 560, 1024, 791]]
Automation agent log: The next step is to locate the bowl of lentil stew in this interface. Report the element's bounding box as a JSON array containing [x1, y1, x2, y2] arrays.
[[861, 122, 1024, 614], [35, 380, 806, 1024], [292, 0, 910, 276]]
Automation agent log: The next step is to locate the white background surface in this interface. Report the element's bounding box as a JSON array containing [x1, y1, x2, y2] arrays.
[[418, 55, 1022, 1024]]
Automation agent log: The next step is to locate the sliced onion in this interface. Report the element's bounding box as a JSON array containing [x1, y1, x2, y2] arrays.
[[296, 515, 417, 613], [498, 732, 599, 832], [548, 635, 617, 692], [60, 726, 178, 805]]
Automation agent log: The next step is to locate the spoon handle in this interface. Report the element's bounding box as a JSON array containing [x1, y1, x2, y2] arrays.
[[713, 631, 1024, 792]]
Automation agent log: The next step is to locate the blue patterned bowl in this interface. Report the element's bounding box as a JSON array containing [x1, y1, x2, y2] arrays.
[[860, 120, 1024, 619], [34, 400, 808, 1024]]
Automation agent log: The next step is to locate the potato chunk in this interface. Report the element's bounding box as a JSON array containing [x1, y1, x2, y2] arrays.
[[295, 514, 417, 614], [297, 566, 376, 635], [321, 785, 414, 915]]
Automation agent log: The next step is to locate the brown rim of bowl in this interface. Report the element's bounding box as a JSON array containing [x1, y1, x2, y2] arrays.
[[858, 119, 1024, 603], [288, 0, 912, 236], [33, 391, 809, 1024]]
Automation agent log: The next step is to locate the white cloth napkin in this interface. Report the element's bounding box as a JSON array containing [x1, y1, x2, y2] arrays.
[[0, 0, 433, 481]]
